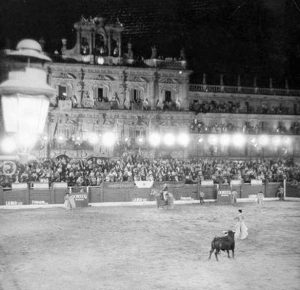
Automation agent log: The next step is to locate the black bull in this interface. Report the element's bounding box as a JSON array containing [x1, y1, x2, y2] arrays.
[[208, 230, 235, 261]]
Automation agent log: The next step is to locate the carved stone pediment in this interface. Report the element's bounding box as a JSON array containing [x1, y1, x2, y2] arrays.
[[160, 78, 180, 84], [130, 76, 148, 83], [53, 72, 77, 79], [98, 75, 115, 81]]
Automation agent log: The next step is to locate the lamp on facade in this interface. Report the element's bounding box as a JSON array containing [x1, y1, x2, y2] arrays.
[[97, 56, 105, 65], [163, 133, 175, 146], [220, 134, 231, 146], [148, 132, 161, 147], [0, 39, 55, 152], [232, 133, 246, 147], [177, 132, 190, 147], [102, 132, 117, 147], [87, 132, 99, 145]]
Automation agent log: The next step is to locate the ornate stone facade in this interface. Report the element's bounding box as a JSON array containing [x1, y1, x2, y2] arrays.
[[1, 18, 300, 160]]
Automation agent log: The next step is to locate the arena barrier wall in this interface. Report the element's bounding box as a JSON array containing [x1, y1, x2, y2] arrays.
[[2, 184, 29, 205], [265, 182, 281, 198], [52, 183, 68, 204], [89, 186, 103, 202], [102, 183, 151, 202], [153, 182, 199, 200], [0, 182, 283, 205], [286, 183, 300, 198], [0, 187, 3, 205], [29, 183, 51, 205]]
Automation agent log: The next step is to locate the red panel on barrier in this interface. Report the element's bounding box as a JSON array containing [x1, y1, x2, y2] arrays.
[[70, 194, 88, 207], [217, 190, 231, 204]]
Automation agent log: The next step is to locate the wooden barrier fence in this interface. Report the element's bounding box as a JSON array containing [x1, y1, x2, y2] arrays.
[[0, 181, 285, 205], [286, 183, 300, 198]]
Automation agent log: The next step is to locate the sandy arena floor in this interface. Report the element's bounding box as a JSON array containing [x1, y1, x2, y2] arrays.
[[0, 201, 299, 290]]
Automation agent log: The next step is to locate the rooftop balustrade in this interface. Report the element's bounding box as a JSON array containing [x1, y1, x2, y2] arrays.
[[189, 84, 300, 97]]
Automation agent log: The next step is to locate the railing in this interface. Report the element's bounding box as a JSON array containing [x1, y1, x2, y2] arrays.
[[189, 84, 300, 97], [51, 100, 184, 112], [189, 130, 300, 135]]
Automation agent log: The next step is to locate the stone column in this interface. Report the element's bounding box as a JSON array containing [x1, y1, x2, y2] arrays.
[[91, 31, 95, 63], [254, 76, 258, 93], [237, 75, 241, 92], [269, 78, 273, 90], [88, 33, 92, 54], [61, 39, 67, 55], [285, 79, 289, 92], [202, 73, 207, 91], [118, 34, 122, 57], [180, 77, 190, 110], [76, 29, 81, 54], [220, 74, 224, 92], [108, 30, 111, 56], [153, 71, 159, 109]]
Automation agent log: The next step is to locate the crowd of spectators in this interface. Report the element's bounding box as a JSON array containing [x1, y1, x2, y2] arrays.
[[55, 97, 297, 114], [190, 119, 300, 135], [1, 155, 299, 188], [190, 100, 296, 115]]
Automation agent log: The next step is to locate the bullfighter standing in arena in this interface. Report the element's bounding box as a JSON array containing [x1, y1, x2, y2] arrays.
[[199, 191, 205, 204], [257, 190, 264, 206], [64, 192, 72, 210], [234, 209, 248, 240]]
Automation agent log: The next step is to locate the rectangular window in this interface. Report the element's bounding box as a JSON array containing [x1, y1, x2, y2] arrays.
[[135, 130, 145, 138], [133, 89, 140, 103], [98, 88, 104, 102], [97, 87, 108, 102], [165, 90, 172, 102], [58, 86, 67, 100]]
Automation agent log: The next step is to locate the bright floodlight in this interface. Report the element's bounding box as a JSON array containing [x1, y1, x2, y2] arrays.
[[163, 133, 175, 146], [149, 133, 161, 147], [258, 135, 270, 146], [220, 134, 231, 146], [57, 135, 65, 144], [208, 135, 218, 145], [198, 137, 203, 143], [137, 136, 144, 144], [283, 136, 291, 145], [88, 132, 99, 145], [232, 133, 246, 147], [272, 136, 281, 146], [1, 136, 17, 153], [177, 133, 190, 147], [97, 56, 104, 65], [102, 132, 117, 147]]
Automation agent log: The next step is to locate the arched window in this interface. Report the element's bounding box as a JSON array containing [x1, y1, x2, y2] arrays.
[[95, 34, 106, 55], [80, 37, 89, 55]]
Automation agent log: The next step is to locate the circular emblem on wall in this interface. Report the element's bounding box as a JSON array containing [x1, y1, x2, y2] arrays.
[[3, 161, 17, 176]]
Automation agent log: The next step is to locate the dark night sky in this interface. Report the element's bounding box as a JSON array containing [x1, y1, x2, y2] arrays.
[[0, 0, 300, 87]]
